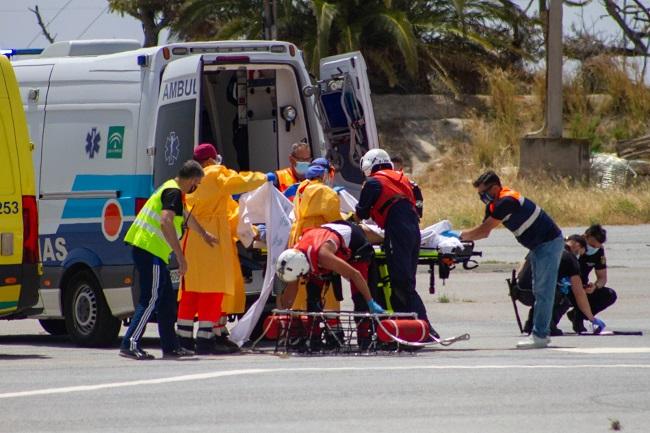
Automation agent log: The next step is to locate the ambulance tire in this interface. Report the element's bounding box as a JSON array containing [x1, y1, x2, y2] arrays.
[[38, 319, 68, 336], [63, 271, 121, 347]]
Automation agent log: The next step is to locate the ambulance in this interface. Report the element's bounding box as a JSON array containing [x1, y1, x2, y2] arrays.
[[11, 39, 378, 346], [0, 55, 40, 320]]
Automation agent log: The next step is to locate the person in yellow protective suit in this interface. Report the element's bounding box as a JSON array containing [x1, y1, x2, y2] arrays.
[[177, 143, 270, 355], [288, 158, 343, 311], [211, 198, 247, 340], [274, 140, 311, 199]]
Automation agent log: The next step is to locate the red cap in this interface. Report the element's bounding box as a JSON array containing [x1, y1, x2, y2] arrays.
[[193, 143, 218, 162]]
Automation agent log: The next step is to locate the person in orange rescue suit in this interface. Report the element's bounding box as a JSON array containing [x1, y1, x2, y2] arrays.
[[274, 140, 312, 200], [287, 158, 343, 311], [176, 143, 271, 355], [355, 149, 438, 338]]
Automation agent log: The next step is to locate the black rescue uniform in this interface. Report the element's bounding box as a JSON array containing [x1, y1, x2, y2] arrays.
[[355, 169, 430, 325], [573, 247, 617, 324]]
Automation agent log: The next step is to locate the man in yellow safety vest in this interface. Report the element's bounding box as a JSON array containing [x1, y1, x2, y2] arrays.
[[119, 160, 217, 360]]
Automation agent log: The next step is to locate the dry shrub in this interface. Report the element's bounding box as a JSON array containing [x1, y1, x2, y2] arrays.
[[468, 68, 529, 167], [419, 172, 650, 228], [579, 57, 650, 139]]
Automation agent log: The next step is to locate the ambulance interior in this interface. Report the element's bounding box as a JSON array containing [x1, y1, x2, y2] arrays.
[[198, 64, 309, 173]]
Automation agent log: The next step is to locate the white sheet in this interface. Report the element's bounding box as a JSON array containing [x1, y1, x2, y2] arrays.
[[230, 183, 293, 347]]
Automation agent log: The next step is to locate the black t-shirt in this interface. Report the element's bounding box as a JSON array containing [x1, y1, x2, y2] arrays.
[[578, 247, 606, 284], [161, 188, 183, 216], [518, 248, 580, 292]]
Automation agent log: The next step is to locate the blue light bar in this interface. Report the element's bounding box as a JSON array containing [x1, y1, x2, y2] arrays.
[[1, 48, 44, 58]]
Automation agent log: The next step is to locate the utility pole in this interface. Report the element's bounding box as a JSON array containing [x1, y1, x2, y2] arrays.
[[545, 0, 563, 138], [263, 0, 277, 40], [520, 0, 590, 181]]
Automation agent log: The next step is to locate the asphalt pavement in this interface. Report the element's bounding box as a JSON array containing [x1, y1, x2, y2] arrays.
[[1, 225, 649, 433]]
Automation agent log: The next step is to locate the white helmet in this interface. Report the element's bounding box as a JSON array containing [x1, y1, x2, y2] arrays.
[[275, 249, 310, 282], [360, 149, 392, 177]]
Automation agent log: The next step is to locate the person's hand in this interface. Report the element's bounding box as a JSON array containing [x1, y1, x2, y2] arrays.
[[441, 230, 461, 239], [177, 254, 188, 276], [367, 299, 386, 314], [202, 231, 218, 247], [266, 172, 277, 183], [584, 282, 596, 294], [255, 223, 267, 242], [591, 317, 606, 334]]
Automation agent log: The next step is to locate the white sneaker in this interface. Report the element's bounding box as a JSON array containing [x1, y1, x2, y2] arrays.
[[516, 335, 550, 349]]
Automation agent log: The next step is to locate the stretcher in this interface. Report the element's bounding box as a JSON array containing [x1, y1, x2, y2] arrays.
[[251, 309, 470, 355], [373, 240, 481, 311]]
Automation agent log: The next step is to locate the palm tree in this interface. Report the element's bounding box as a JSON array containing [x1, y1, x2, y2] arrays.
[[167, 0, 541, 93]]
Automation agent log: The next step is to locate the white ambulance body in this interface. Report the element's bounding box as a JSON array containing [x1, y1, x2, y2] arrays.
[[11, 40, 378, 346]]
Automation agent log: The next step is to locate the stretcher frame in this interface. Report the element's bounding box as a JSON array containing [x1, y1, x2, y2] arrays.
[[251, 309, 470, 355]]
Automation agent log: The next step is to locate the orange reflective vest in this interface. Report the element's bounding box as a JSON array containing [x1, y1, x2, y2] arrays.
[[369, 170, 416, 228], [275, 167, 298, 193]]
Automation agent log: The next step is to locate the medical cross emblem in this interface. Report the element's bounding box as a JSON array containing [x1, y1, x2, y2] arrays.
[[85, 127, 101, 158], [165, 131, 180, 166]]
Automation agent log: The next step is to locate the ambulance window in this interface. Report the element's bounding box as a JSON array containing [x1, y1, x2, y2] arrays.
[[0, 117, 16, 194], [153, 99, 196, 188]]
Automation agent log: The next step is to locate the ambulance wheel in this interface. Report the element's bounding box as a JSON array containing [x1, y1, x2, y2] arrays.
[[39, 319, 68, 336], [64, 271, 120, 347]]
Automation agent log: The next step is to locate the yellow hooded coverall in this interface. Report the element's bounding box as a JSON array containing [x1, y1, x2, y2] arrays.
[[221, 198, 246, 314], [288, 178, 343, 310], [182, 164, 266, 303]]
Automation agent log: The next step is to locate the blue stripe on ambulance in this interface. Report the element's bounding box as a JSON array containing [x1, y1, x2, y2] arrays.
[[40, 174, 153, 268]]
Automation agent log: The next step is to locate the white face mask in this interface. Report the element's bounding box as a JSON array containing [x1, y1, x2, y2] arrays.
[[585, 245, 599, 256]]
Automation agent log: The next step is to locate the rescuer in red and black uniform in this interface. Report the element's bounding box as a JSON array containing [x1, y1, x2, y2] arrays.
[[275, 221, 385, 315], [354, 149, 435, 336]]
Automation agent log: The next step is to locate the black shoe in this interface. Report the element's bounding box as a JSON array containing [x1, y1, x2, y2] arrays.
[[216, 335, 240, 351], [522, 319, 532, 335], [120, 347, 155, 360], [178, 336, 195, 352], [197, 338, 240, 355], [162, 347, 195, 359], [567, 309, 587, 334], [549, 326, 564, 336], [429, 327, 441, 340]]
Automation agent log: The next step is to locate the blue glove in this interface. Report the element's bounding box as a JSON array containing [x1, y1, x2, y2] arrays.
[[367, 299, 386, 314], [232, 194, 241, 201], [333, 186, 345, 193], [441, 230, 461, 239], [591, 317, 606, 334], [266, 172, 277, 183]]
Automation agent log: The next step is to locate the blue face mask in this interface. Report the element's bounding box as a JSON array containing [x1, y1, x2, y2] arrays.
[[295, 161, 310, 175], [479, 191, 494, 205], [585, 245, 600, 256]]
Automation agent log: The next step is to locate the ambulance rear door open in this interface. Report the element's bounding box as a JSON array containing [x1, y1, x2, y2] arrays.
[[318, 52, 378, 191], [153, 55, 203, 188], [199, 56, 309, 173]]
